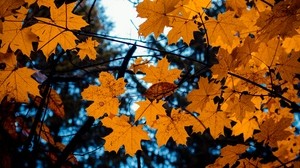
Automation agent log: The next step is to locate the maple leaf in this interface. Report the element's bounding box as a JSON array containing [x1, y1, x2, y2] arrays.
[[0, 52, 40, 103], [232, 113, 259, 141], [29, 88, 65, 119], [166, 0, 209, 44], [204, 11, 246, 53], [136, 0, 180, 38], [254, 117, 293, 148], [208, 144, 248, 167], [142, 57, 181, 84], [167, 14, 199, 44], [222, 94, 256, 121], [36, 122, 55, 146], [129, 57, 149, 73], [211, 48, 237, 80], [186, 78, 221, 113], [274, 135, 300, 162], [102, 115, 150, 156], [198, 101, 232, 139], [253, 37, 285, 67], [276, 51, 300, 83], [282, 33, 300, 53], [77, 37, 99, 60], [239, 9, 260, 38], [30, 2, 88, 57], [0, 0, 25, 33], [152, 109, 195, 146], [135, 99, 166, 125], [211, 37, 259, 80], [237, 158, 262, 168], [0, 7, 38, 56], [144, 82, 177, 101], [81, 72, 126, 119], [253, 0, 274, 12], [255, 0, 300, 42], [225, 0, 247, 16]]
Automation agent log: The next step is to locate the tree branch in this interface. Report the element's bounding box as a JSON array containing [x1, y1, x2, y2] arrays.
[[117, 43, 136, 79], [55, 116, 95, 167]]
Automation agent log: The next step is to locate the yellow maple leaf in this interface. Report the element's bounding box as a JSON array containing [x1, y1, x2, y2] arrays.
[[254, 117, 293, 148], [232, 113, 259, 141], [77, 37, 99, 60], [208, 144, 248, 168], [198, 101, 232, 139], [30, 2, 88, 57], [142, 57, 181, 84], [0, 7, 38, 56], [102, 115, 150, 156], [135, 99, 166, 125], [204, 11, 246, 53], [152, 109, 195, 146], [136, 0, 179, 38], [81, 72, 125, 119], [0, 52, 40, 103], [186, 78, 221, 113]]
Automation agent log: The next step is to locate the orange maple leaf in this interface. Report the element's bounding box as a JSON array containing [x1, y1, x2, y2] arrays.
[[135, 99, 166, 125], [198, 101, 232, 139], [0, 7, 38, 56], [30, 2, 88, 57], [77, 37, 99, 60], [282, 31, 300, 53], [29, 87, 65, 119], [129, 57, 149, 73], [208, 144, 248, 167], [254, 117, 293, 148], [232, 113, 259, 141], [186, 78, 221, 113], [276, 51, 300, 83], [255, 1, 300, 42], [0, 52, 40, 103], [152, 109, 196, 146], [102, 115, 150, 156], [144, 82, 177, 101], [81, 72, 125, 119], [225, 0, 247, 16], [142, 57, 181, 84], [222, 94, 256, 121], [253, 37, 285, 68], [0, 0, 25, 33], [204, 11, 246, 53], [136, 0, 179, 38]]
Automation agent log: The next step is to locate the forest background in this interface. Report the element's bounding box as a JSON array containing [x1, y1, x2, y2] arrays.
[[0, 0, 300, 167]]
